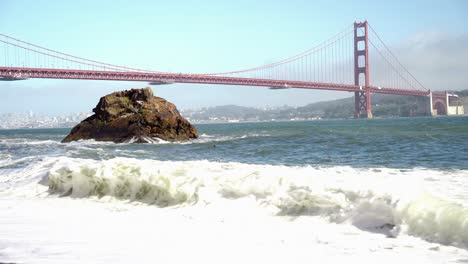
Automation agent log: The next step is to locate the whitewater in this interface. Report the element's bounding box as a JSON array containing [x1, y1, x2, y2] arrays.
[[1, 117, 467, 263]]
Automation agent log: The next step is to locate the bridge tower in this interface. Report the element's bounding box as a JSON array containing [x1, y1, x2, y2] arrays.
[[354, 21, 372, 118]]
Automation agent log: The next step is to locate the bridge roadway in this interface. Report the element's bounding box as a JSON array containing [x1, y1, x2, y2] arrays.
[[0, 66, 446, 99]]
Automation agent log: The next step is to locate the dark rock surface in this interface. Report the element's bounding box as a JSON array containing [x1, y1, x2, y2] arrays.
[[62, 87, 198, 143]]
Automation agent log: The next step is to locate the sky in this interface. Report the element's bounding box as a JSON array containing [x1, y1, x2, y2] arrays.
[[0, 0, 467, 115]]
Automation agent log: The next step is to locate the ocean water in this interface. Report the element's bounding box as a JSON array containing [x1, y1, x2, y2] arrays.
[[0, 116, 467, 263]]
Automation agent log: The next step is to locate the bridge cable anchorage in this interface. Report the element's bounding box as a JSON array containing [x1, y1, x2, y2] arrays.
[[0, 33, 163, 73]]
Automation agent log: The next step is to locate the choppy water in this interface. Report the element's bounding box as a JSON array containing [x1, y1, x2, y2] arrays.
[[1, 116, 468, 263]]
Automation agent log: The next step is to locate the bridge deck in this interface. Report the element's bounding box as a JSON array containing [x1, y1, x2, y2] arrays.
[[0, 66, 446, 98]]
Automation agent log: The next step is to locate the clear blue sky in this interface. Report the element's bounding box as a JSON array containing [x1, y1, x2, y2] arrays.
[[1, 0, 467, 114]]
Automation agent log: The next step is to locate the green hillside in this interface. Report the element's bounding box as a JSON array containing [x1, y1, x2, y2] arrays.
[[299, 94, 429, 119]]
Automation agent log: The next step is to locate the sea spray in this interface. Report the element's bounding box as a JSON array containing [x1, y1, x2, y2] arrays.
[[47, 158, 200, 206], [16, 157, 466, 248], [399, 194, 468, 247]]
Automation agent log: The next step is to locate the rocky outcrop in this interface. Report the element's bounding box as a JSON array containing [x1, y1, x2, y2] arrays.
[[62, 87, 198, 143]]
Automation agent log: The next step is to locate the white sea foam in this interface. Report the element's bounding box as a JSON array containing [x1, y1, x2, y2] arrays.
[[401, 194, 468, 247], [47, 132, 269, 146], [123, 136, 171, 144], [46, 158, 199, 206], [3, 157, 467, 249], [0, 139, 60, 146], [0, 154, 12, 167], [183, 132, 271, 144]]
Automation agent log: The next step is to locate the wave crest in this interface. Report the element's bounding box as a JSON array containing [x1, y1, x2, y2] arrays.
[[401, 194, 468, 247], [5, 157, 468, 248], [47, 159, 200, 206]]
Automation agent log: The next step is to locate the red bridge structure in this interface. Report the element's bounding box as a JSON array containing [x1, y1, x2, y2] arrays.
[[0, 21, 463, 118]]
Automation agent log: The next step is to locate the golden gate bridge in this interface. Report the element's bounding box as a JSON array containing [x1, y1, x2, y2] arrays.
[[0, 21, 462, 117]]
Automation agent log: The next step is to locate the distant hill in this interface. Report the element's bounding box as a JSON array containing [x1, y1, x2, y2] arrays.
[[297, 93, 429, 119], [182, 90, 467, 123]]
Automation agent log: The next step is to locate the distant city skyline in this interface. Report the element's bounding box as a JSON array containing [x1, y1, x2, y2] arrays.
[[1, 0, 467, 115]]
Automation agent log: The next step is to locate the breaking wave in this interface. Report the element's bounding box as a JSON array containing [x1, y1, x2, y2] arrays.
[[23, 132, 271, 145], [3, 157, 468, 248]]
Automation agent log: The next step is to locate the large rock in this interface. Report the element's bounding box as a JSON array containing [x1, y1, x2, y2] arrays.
[[62, 87, 198, 143]]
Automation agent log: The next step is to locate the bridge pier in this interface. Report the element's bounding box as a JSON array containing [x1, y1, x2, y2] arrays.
[[354, 90, 372, 118], [353, 21, 372, 118]]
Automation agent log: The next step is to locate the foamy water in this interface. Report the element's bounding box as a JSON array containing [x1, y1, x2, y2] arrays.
[[1, 118, 468, 263]]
